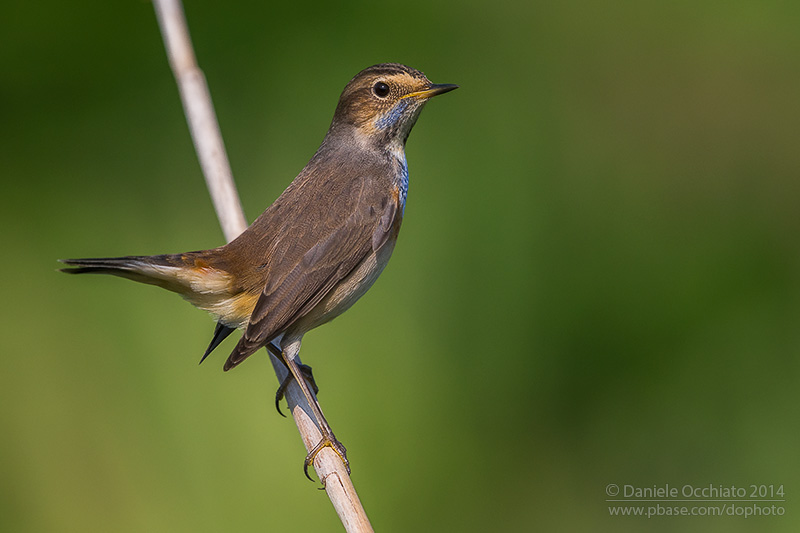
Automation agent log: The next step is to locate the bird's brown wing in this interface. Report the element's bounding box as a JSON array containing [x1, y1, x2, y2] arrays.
[[223, 172, 399, 370]]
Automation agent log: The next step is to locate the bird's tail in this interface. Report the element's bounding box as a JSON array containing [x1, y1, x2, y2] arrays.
[[59, 253, 223, 295]]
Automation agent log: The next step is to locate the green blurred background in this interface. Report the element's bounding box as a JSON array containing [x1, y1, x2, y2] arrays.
[[2, 1, 799, 531]]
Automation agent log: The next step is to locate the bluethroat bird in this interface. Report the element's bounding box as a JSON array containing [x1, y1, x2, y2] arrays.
[[61, 63, 457, 478]]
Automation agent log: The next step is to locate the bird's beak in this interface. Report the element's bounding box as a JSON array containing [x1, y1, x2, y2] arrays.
[[404, 83, 459, 101]]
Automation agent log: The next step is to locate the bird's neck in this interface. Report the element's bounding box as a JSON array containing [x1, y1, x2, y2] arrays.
[[321, 124, 411, 211]]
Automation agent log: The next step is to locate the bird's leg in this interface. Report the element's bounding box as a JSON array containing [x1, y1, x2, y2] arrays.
[[274, 364, 318, 416], [280, 340, 349, 481], [267, 341, 318, 416]]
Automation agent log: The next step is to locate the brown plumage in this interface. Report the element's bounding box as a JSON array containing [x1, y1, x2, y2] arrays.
[[61, 63, 457, 372]]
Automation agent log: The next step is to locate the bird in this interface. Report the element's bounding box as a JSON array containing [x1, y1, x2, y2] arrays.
[[60, 63, 457, 478]]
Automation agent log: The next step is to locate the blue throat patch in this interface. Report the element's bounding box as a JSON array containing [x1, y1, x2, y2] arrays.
[[374, 101, 412, 214], [396, 154, 409, 213], [375, 100, 411, 131]]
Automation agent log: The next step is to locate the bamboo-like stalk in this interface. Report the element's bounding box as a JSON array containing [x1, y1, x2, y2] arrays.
[[152, 2, 373, 531]]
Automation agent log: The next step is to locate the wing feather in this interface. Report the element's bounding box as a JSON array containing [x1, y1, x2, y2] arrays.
[[223, 172, 399, 370]]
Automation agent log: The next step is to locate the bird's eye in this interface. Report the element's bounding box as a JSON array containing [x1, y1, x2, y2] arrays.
[[372, 81, 390, 98]]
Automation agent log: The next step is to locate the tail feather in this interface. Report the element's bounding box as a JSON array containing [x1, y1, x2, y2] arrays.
[[200, 322, 235, 364], [60, 256, 157, 274], [60, 253, 244, 327], [59, 255, 188, 291]]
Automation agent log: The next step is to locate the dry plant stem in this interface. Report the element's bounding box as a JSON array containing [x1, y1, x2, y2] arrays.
[[152, 1, 373, 531], [153, 0, 247, 241], [267, 345, 373, 532]]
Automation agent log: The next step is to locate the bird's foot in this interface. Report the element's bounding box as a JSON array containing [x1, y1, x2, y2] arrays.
[[304, 432, 349, 481]]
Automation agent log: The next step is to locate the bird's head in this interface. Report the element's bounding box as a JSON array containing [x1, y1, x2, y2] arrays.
[[329, 63, 457, 150]]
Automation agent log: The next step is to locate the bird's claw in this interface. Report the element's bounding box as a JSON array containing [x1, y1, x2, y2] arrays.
[[303, 433, 349, 482]]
